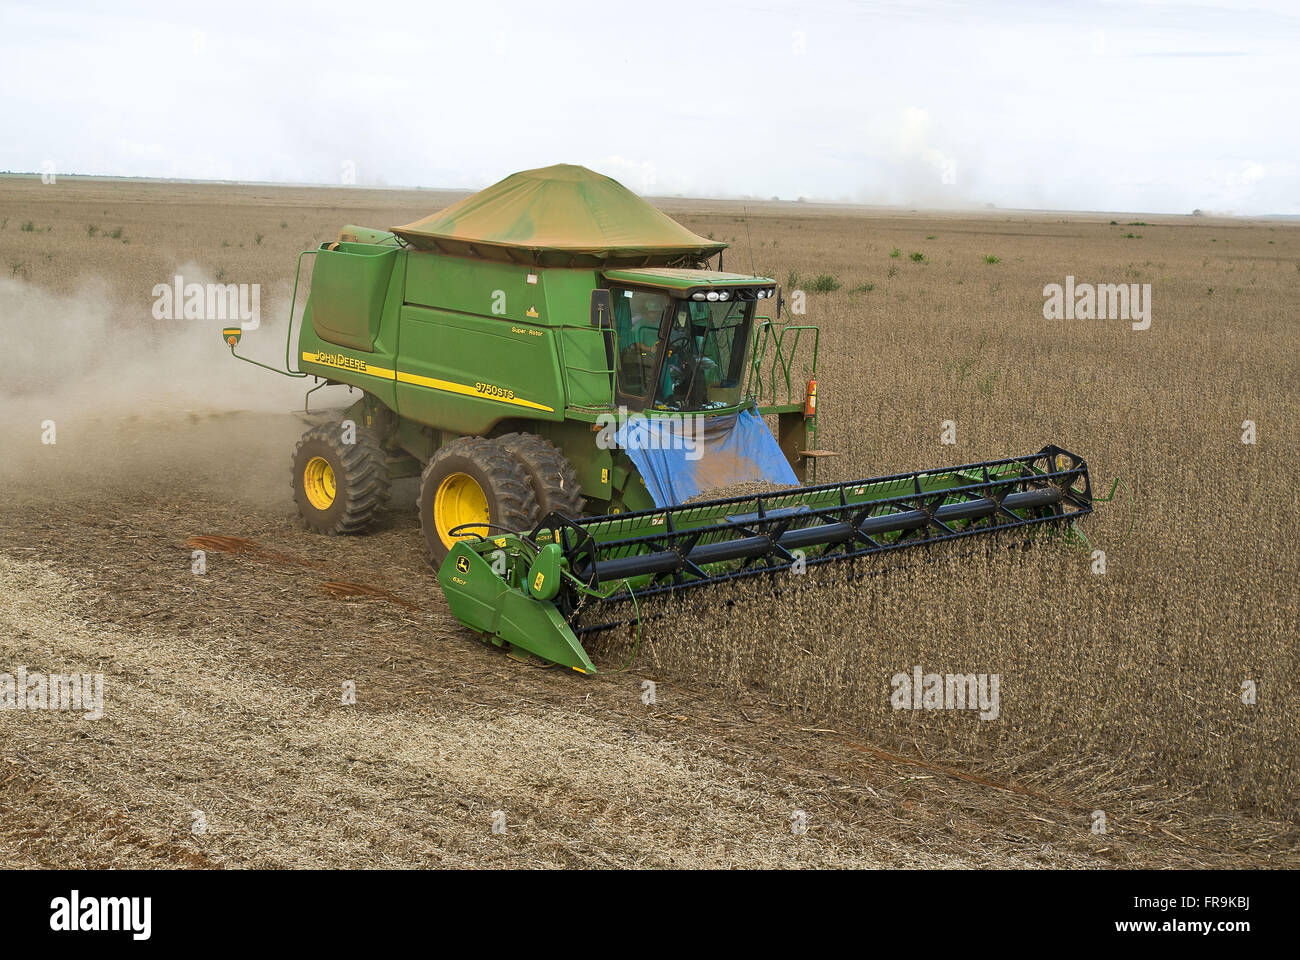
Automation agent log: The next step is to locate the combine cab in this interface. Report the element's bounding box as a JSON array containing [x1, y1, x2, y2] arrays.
[[228, 164, 1093, 673]]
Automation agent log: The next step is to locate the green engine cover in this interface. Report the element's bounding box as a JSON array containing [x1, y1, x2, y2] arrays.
[[311, 244, 397, 352]]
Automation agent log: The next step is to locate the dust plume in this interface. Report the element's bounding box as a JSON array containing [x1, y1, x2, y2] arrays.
[[0, 273, 325, 505]]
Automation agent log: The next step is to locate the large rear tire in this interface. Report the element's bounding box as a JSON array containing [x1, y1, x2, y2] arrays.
[[291, 423, 390, 535], [496, 432, 586, 521], [418, 436, 538, 566]]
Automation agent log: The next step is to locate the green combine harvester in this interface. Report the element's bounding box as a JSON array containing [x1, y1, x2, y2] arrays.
[[227, 164, 1093, 673]]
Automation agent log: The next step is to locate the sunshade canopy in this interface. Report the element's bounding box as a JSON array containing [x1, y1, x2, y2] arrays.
[[391, 164, 727, 268]]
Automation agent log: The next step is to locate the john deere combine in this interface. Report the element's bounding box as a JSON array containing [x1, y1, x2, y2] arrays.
[[228, 164, 1092, 673]]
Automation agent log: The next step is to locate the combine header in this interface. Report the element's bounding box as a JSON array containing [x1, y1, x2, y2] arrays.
[[227, 164, 1094, 673], [441, 446, 1091, 673]]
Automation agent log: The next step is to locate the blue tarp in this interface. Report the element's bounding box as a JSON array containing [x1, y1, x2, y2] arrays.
[[613, 408, 798, 507]]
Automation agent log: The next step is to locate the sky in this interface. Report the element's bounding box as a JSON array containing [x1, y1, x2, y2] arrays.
[[2, 0, 1297, 214]]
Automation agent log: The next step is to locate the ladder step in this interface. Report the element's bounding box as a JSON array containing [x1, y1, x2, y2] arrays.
[[799, 449, 840, 458]]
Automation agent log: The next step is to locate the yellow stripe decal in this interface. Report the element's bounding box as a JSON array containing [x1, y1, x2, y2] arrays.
[[301, 351, 553, 412], [301, 351, 395, 380], [395, 370, 555, 412]]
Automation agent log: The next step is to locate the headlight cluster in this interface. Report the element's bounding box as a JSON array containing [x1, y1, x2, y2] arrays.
[[689, 287, 777, 302]]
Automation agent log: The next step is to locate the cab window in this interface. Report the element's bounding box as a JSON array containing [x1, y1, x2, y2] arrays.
[[612, 288, 668, 402]]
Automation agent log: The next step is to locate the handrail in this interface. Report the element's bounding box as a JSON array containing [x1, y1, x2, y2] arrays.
[[227, 248, 317, 379], [746, 318, 819, 406], [557, 320, 616, 408]]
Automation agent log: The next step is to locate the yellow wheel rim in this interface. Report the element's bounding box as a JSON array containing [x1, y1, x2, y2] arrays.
[[303, 456, 337, 511], [434, 472, 489, 549]]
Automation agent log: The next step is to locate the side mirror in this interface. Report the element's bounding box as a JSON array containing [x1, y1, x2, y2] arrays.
[[590, 289, 615, 374], [589, 289, 612, 328], [776, 287, 783, 320]]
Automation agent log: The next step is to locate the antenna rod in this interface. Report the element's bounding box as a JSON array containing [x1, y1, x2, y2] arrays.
[[743, 206, 756, 276]]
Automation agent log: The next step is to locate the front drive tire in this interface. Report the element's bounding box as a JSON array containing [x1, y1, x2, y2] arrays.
[[496, 432, 586, 521], [291, 423, 390, 535], [418, 436, 538, 566]]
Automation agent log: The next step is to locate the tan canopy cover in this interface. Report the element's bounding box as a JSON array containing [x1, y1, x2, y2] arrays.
[[391, 164, 727, 268]]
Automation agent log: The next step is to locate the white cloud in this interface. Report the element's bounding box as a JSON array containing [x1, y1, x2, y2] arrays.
[[2, 0, 1297, 214]]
